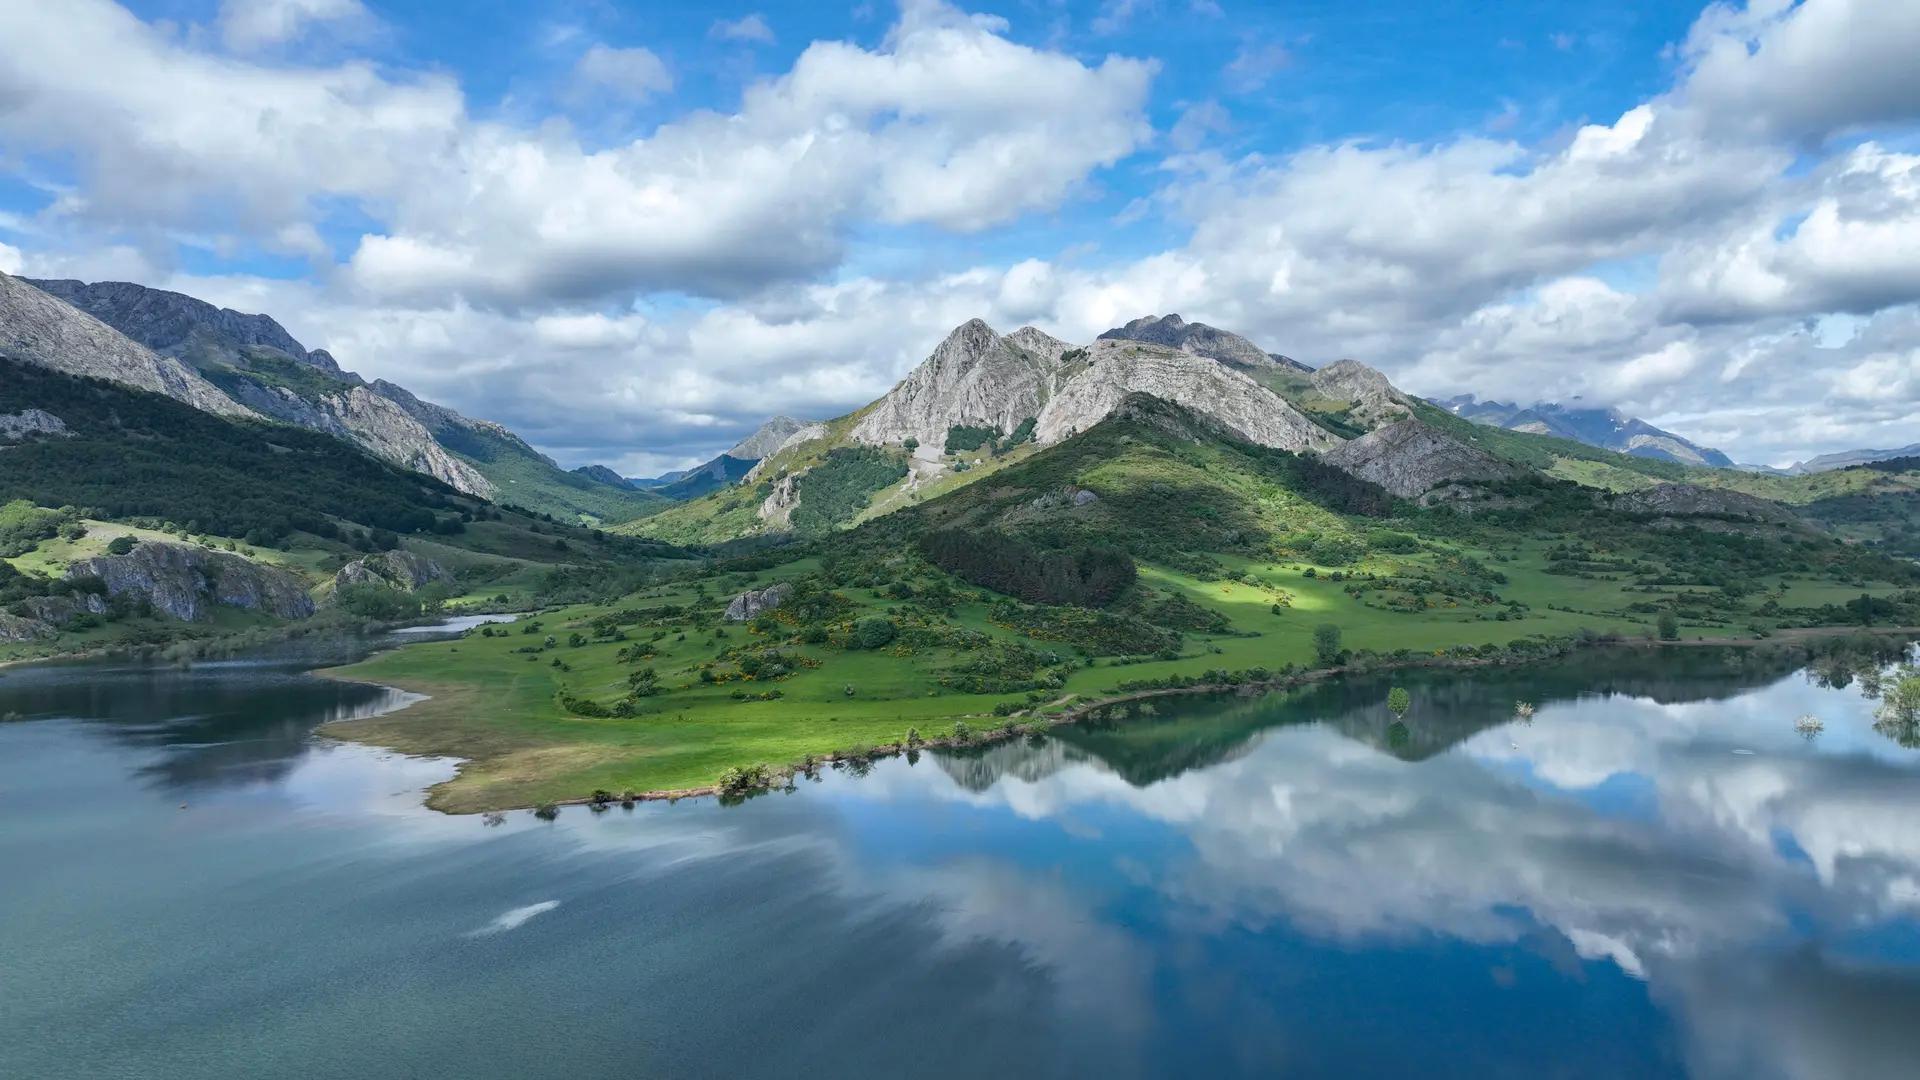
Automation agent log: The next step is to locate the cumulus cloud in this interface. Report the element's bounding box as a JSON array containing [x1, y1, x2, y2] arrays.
[[571, 44, 673, 103], [217, 0, 368, 51], [5, 0, 1920, 467], [710, 14, 775, 44]]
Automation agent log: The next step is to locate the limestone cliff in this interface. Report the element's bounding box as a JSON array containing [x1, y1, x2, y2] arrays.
[[66, 541, 315, 622], [1612, 483, 1799, 526], [1032, 340, 1336, 451], [0, 272, 252, 418], [333, 550, 451, 592], [1321, 419, 1519, 500], [850, 319, 1061, 449], [1310, 359, 1414, 428]]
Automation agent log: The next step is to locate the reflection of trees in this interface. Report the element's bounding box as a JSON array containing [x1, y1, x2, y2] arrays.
[[0, 647, 403, 794], [934, 644, 1843, 792]]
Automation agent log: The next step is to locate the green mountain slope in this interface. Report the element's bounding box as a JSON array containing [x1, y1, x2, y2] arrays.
[[325, 393, 1920, 810]]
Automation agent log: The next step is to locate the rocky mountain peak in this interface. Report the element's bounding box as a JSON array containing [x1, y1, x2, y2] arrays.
[[1098, 313, 1306, 372], [1006, 326, 1075, 365], [1032, 339, 1337, 452], [1309, 358, 1413, 428], [0, 272, 252, 418], [728, 415, 814, 460], [849, 318, 1061, 448], [22, 276, 328, 371]]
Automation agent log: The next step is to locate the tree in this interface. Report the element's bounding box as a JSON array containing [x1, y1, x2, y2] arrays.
[[1386, 687, 1411, 716], [628, 667, 661, 697], [853, 616, 897, 650], [1657, 612, 1680, 641], [106, 534, 137, 556], [1313, 623, 1343, 666]]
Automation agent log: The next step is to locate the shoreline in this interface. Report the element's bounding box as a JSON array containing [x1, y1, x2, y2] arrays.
[[319, 622, 1920, 813]]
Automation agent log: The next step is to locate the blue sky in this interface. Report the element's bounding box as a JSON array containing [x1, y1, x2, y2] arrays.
[[1, 1, 1917, 472]]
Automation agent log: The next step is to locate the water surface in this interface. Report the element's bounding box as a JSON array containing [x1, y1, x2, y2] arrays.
[[3, 639, 1918, 1078]]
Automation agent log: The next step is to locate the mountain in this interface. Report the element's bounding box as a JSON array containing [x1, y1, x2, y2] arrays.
[[1438, 394, 1734, 469], [1774, 443, 1920, 475], [849, 318, 1062, 448], [9, 275, 664, 525], [1321, 418, 1521, 501], [1097, 314, 1311, 372], [727, 415, 813, 460], [571, 464, 633, 487], [23, 277, 339, 373], [1, 271, 249, 419]]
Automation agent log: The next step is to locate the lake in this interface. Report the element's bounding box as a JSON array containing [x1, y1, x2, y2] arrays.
[[3, 633, 1918, 1079]]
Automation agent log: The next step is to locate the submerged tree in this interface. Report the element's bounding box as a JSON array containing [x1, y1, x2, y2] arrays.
[[1386, 687, 1411, 717]]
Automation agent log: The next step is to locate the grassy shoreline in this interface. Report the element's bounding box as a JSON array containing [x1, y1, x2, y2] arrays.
[[318, 622, 1920, 813]]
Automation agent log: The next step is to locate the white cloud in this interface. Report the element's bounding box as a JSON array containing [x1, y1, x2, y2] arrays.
[[710, 14, 775, 44], [0, 242, 21, 275], [572, 44, 673, 103], [217, 0, 368, 51]]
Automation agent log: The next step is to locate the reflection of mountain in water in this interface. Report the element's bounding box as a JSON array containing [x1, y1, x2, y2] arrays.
[[934, 737, 1103, 793], [0, 650, 406, 794], [935, 646, 1833, 792]]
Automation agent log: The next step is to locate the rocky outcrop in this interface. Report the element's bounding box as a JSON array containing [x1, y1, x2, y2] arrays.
[[1006, 326, 1075, 366], [1032, 340, 1337, 451], [13, 593, 110, 626], [1321, 419, 1519, 500], [1097, 313, 1308, 372], [333, 550, 450, 592], [21, 277, 330, 370], [851, 319, 1062, 449], [1310, 359, 1413, 428], [0, 613, 54, 642], [1, 272, 252, 418], [65, 541, 315, 622], [1612, 483, 1798, 525], [724, 582, 793, 622], [0, 408, 69, 441], [758, 472, 803, 527], [318, 386, 494, 497]]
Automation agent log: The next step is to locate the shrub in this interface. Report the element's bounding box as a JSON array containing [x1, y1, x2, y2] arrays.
[[1657, 612, 1680, 641], [853, 616, 897, 650], [106, 534, 138, 556], [951, 720, 973, 743]]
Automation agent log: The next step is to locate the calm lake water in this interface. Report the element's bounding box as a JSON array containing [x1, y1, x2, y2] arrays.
[[4, 634, 1919, 1079]]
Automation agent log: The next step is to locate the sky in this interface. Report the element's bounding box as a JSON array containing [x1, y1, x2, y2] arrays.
[[0, 0, 1916, 473]]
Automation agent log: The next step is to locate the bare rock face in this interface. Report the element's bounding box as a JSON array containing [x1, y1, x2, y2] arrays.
[[728, 416, 816, 460], [333, 550, 450, 592], [1033, 341, 1337, 451], [1097, 313, 1307, 372], [851, 319, 1062, 448], [0, 272, 252, 418], [1006, 326, 1076, 366], [319, 386, 495, 497], [758, 472, 803, 527], [65, 541, 315, 622], [21, 277, 326, 370], [724, 582, 793, 622], [0, 408, 69, 441], [1310, 359, 1413, 428], [1613, 483, 1798, 525], [0, 612, 54, 642], [13, 593, 110, 626], [1321, 419, 1519, 500]]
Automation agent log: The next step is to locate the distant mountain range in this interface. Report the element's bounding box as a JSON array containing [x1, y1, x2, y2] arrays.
[[1743, 443, 1920, 475], [1435, 394, 1734, 468]]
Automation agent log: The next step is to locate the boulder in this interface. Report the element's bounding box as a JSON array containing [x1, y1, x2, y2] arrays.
[[724, 583, 793, 622]]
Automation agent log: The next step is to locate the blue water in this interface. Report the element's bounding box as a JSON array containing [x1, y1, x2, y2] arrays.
[[2, 640, 1917, 1078]]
